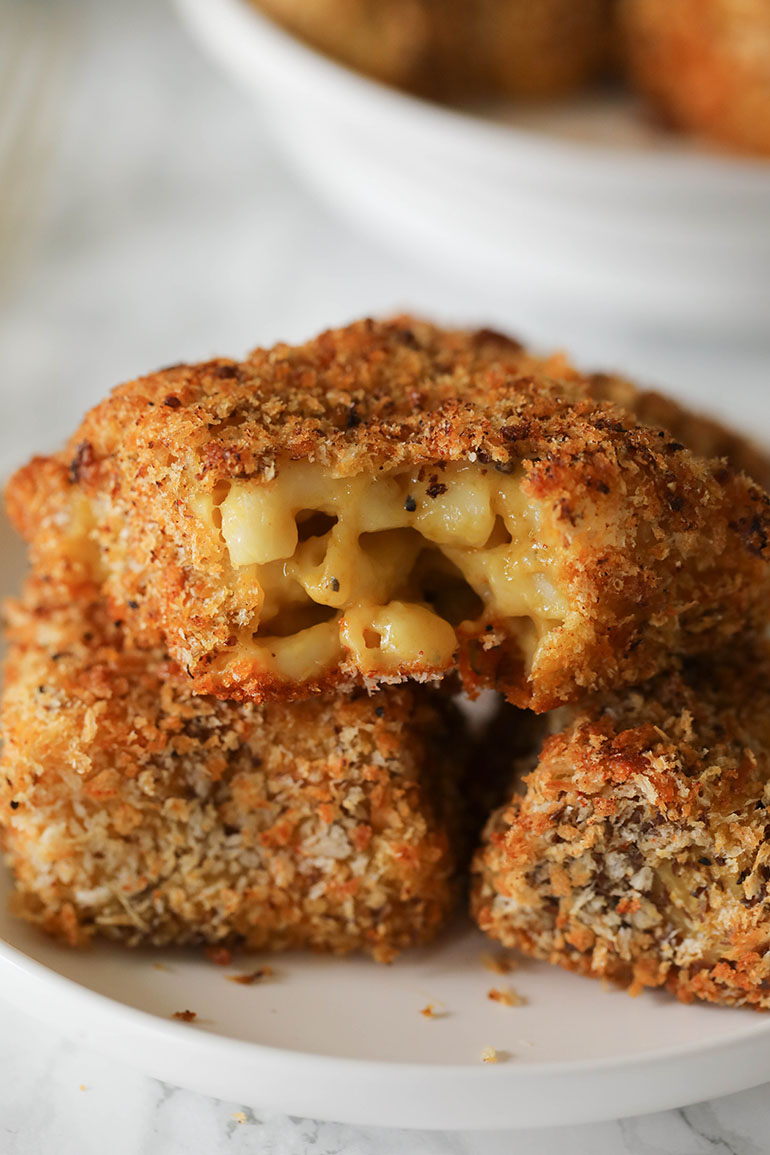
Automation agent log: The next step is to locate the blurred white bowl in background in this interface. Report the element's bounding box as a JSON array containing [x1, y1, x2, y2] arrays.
[[175, 0, 770, 338]]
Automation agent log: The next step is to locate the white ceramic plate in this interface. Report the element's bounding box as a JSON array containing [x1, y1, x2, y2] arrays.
[[3, 515, 770, 1129], [174, 0, 770, 336]]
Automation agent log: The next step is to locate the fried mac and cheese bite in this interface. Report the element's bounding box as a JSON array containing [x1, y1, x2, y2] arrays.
[[472, 648, 770, 1009], [8, 318, 770, 713], [253, 0, 610, 101], [0, 581, 464, 960], [620, 0, 770, 155]]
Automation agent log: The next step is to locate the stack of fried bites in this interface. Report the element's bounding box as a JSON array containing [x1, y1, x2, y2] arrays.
[[3, 317, 770, 1005]]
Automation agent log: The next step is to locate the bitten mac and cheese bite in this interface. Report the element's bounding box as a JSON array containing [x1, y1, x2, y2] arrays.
[[8, 318, 770, 711]]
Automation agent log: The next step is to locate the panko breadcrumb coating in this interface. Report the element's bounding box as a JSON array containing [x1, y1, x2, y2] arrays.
[[8, 317, 770, 713], [585, 371, 770, 492], [472, 648, 770, 1009], [253, 0, 610, 100], [621, 0, 770, 155], [0, 579, 464, 960]]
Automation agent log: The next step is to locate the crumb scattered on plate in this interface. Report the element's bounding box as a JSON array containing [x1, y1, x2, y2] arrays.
[[487, 986, 526, 1007], [480, 1047, 498, 1063], [420, 1002, 447, 1019], [232, 1112, 247, 1124], [226, 966, 274, 985], [79, 1084, 86, 1092], [172, 1010, 197, 1022]]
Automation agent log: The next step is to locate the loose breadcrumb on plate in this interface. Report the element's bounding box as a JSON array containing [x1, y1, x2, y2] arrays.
[[226, 967, 274, 985], [487, 986, 525, 1007]]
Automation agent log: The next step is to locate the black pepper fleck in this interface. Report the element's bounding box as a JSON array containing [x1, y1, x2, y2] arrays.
[[426, 476, 447, 499], [404, 496, 417, 512], [329, 577, 340, 592]]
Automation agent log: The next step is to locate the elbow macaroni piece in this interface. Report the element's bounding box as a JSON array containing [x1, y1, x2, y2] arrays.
[[202, 460, 568, 684]]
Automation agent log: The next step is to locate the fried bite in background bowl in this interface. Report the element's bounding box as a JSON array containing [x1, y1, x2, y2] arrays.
[[8, 317, 770, 713], [620, 0, 770, 155], [0, 579, 465, 960], [472, 646, 770, 1009], [253, 0, 610, 100]]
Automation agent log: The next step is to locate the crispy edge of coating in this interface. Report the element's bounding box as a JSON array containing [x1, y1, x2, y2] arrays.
[[7, 316, 770, 711], [0, 578, 466, 960], [471, 649, 770, 1008]]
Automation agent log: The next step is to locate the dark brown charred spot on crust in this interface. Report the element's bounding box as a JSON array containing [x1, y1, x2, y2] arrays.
[[592, 416, 628, 435], [163, 395, 182, 409], [730, 513, 770, 558], [210, 363, 239, 380], [347, 402, 362, 429], [501, 421, 531, 443], [68, 441, 95, 485], [395, 326, 420, 350], [668, 494, 685, 513]]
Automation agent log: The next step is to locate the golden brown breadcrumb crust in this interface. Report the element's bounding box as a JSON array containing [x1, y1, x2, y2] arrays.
[[472, 649, 770, 1009], [586, 372, 770, 492], [620, 0, 770, 155], [0, 578, 464, 960], [8, 317, 770, 713]]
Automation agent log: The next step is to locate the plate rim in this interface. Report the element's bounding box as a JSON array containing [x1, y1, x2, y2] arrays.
[[4, 925, 770, 1130]]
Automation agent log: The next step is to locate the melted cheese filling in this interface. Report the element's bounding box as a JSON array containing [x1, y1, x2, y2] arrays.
[[198, 460, 568, 683]]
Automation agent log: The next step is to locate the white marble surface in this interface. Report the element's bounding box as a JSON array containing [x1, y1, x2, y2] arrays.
[[2, 0, 770, 1150]]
